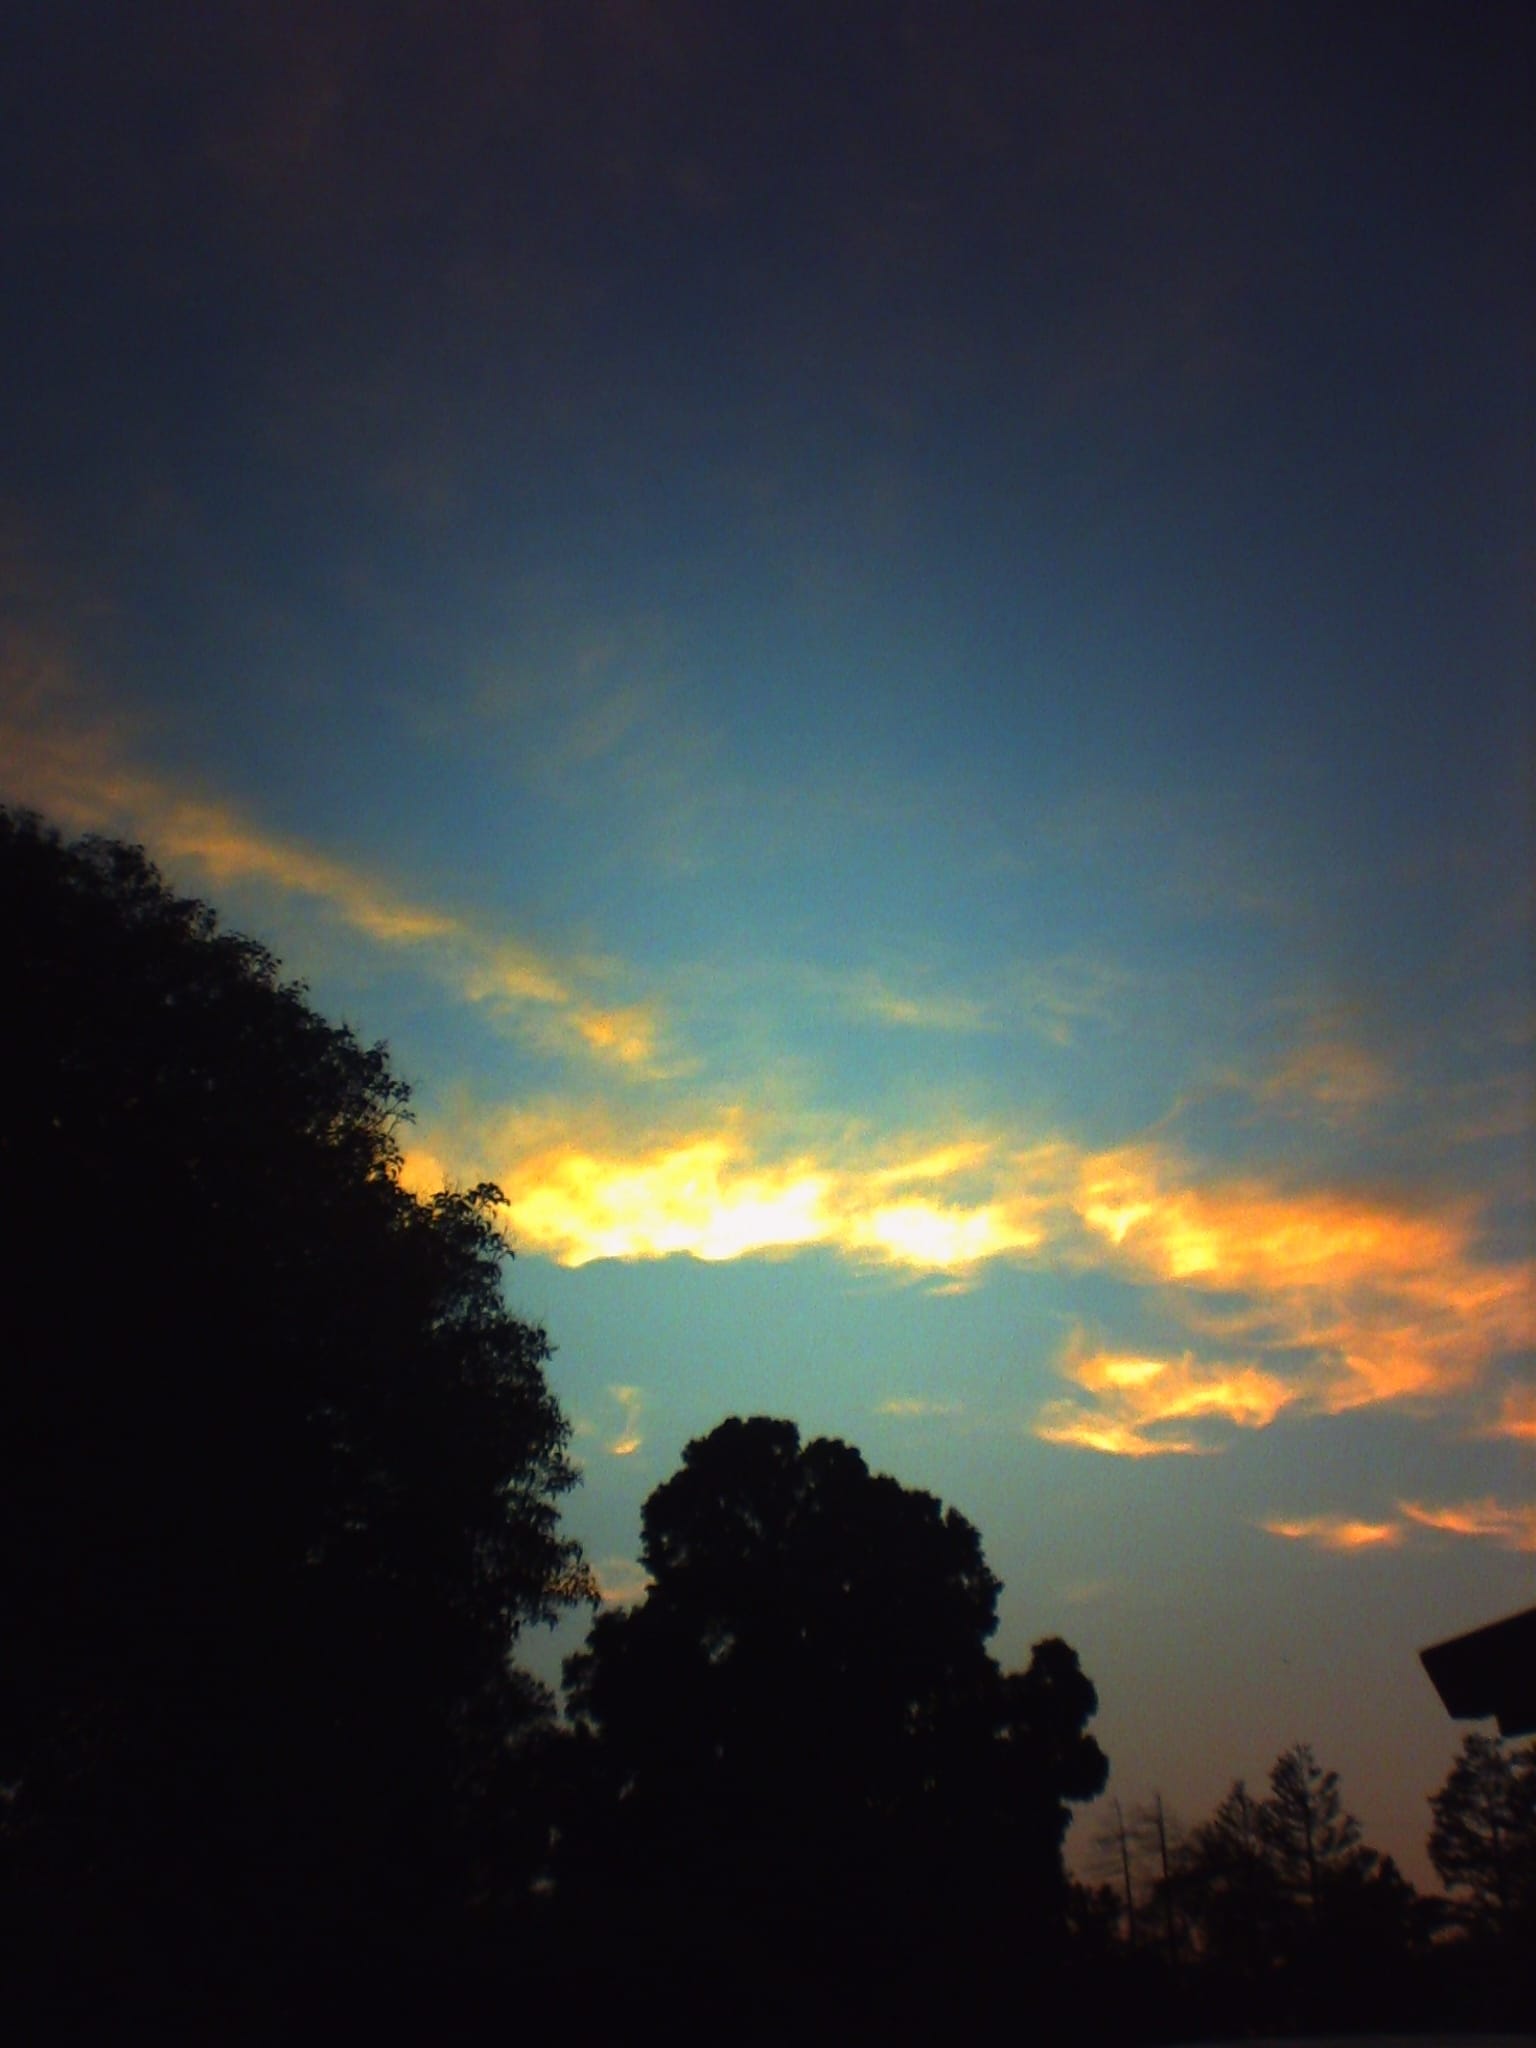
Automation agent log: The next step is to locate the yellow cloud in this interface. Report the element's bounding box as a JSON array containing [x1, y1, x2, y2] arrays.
[[876, 1397, 963, 1419], [0, 658, 674, 1067], [573, 1005, 661, 1068], [434, 1111, 1049, 1274], [1034, 1345, 1296, 1457], [1260, 1515, 1404, 1550], [1399, 1498, 1536, 1551], [402, 1098, 1530, 1456]]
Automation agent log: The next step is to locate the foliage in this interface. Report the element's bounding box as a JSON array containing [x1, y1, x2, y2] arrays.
[[559, 1416, 1105, 2020], [0, 810, 590, 2016], [1257, 1740, 1368, 1917], [1429, 1732, 1536, 1935]]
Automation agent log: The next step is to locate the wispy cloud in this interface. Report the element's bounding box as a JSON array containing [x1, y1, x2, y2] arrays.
[[1259, 1497, 1536, 1553], [1259, 1514, 1404, 1550], [1060, 1143, 1532, 1428], [402, 1104, 1531, 1455], [1037, 1345, 1296, 1458], [1258, 1035, 1397, 1121], [605, 1385, 644, 1458], [1400, 1497, 1536, 1551], [876, 1396, 964, 1419], [1484, 1383, 1536, 1444], [0, 652, 668, 1071], [592, 1556, 650, 1605]]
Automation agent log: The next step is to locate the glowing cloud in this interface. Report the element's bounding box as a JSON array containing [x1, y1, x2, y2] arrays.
[[1486, 1383, 1536, 1443], [605, 1385, 645, 1458], [592, 1557, 651, 1605], [1260, 1515, 1403, 1550], [1035, 1345, 1296, 1457], [401, 1096, 1530, 1454], [447, 1114, 1050, 1275], [1399, 1498, 1536, 1551], [0, 666, 665, 1067], [1061, 1145, 1534, 1425]]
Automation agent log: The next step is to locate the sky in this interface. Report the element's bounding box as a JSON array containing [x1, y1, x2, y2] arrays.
[[3, 1, 1532, 1888]]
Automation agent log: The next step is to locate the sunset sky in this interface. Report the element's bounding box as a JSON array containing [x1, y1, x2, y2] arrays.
[[4, 2, 1531, 1884]]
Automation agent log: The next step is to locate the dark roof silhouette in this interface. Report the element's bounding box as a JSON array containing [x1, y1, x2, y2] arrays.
[[1419, 1604, 1536, 1738]]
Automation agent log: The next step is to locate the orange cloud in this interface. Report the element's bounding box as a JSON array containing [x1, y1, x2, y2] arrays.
[[0, 656, 669, 1067], [1035, 1345, 1296, 1457], [1062, 1145, 1533, 1425], [1399, 1498, 1536, 1551], [1260, 1515, 1403, 1550], [1485, 1383, 1536, 1443], [403, 1099, 1530, 1452]]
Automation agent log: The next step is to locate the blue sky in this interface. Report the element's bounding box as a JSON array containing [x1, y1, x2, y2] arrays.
[[3, 1, 1531, 1882]]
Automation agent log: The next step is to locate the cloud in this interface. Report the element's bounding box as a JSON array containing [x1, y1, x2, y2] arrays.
[[572, 1005, 662, 1069], [1062, 1144, 1533, 1423], [403, 1096, 1531, 1455], [854, 980, 993, 1033], [1258, 1035, 1396, 1121], [1260, 1498, 1536, 1553], [1485, 1383, 1536, 1444], [0, 652, 668, 1070], [605, 1385, 644, 1458], [1036, 1345, 1296, 1457], [409, 1109, 1049, 1273], [875, 1397, 964, 1419], [592, 1556, 651, 1605], [1399, 1498, 1536, 1551], [1259, 1515, 1404, 1550]]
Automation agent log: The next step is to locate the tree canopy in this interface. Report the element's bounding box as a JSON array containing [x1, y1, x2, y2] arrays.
[[558, 1417, 1106, 2027], [1429, 1732, 1536, 1936], [0, 810, 590, 2021]]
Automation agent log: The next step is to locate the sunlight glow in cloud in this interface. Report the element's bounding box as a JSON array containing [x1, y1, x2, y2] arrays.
[[1036, 1346, 1297, 1457], [1399, 1498, 1536, 1551], [441, 1116, 1050, 1274], [402, 1098, 1531, 1455], [0, 666, 663, 1067], [1487, 1383, 1536, 1443], [10, 653, 1529, 1467], [1260, 1515, 1404, 1550]]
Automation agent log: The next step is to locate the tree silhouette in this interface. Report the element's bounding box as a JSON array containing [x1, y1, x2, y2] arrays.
[[1169, 1743, 1425, 2036], [1429, 1733, 1536, 1936], [1258, 1740, 1367, 1922], [559, 1416, 1106, 2030], [0, 810, 591, 2026]]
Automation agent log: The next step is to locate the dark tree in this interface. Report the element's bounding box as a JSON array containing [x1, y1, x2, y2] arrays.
[[0, 810, 591, 2026], [1172, 1744, 1426, 2037], [559, 1416, 1106, 2033], [1258, 1741, 1368, 1921], [1429, 1733, 1536, 1936]]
